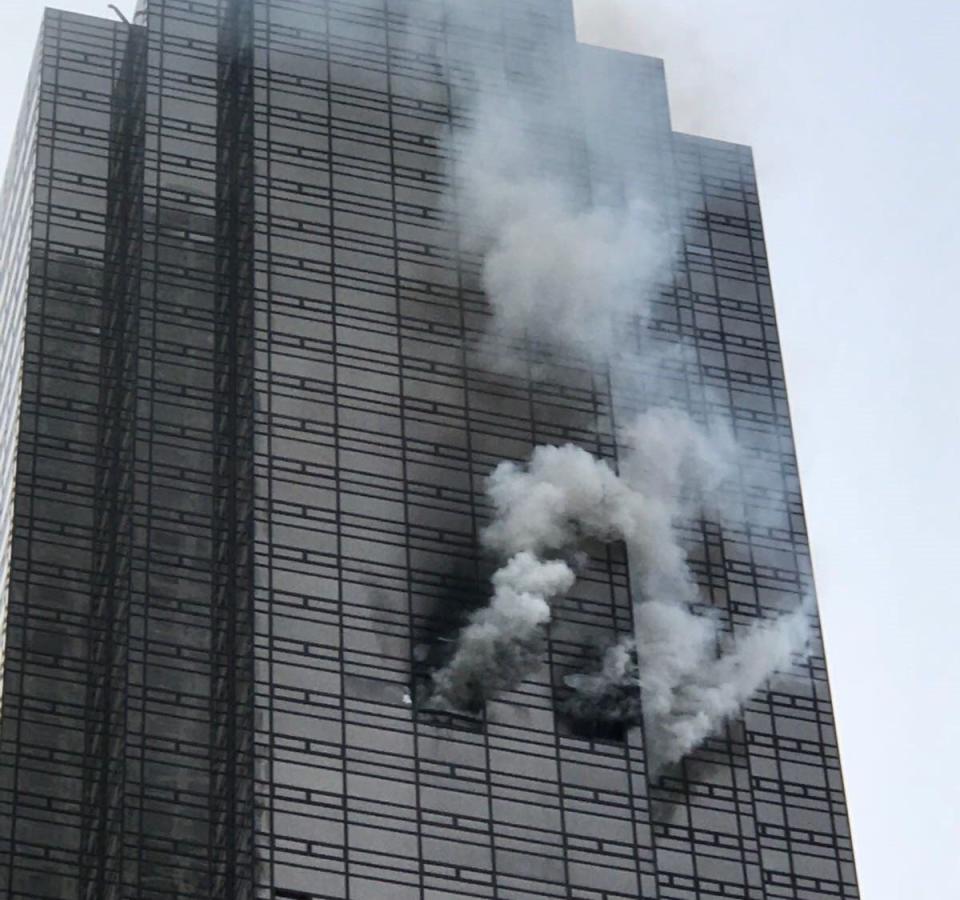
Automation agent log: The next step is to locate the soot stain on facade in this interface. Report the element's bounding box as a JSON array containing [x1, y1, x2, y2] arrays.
[[0, 1, 859, 899]]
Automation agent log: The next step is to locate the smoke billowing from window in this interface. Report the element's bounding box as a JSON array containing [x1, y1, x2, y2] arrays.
[[399, 1, 812, 772], [430, 550, 576, 712], [429, 403, 810, 771], [564, 600, 812, 773]]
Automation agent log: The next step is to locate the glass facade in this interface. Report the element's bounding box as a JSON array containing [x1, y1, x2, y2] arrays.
[[0, 8, 42, 712], [0, 2, 858, 899]]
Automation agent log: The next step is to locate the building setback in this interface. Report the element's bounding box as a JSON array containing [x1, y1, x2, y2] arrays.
[[0, 2, 859, 899]]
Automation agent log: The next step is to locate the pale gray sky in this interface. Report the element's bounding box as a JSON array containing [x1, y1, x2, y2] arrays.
[[1, 1, 957, 897]]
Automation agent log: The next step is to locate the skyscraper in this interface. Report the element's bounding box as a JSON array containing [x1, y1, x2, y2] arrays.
[[0, 1, 859, 899]]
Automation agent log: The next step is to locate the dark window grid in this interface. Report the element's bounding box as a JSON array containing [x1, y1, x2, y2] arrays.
[[729, 423, 796, 461], [264, 412, 340, 447], [705, 365, 782, 394], [394, 200, 450, 227], [139, 10, 844, 896], [155, 92, 217, 128], [710, 258, 766, 288], [395, 350, 478, 384], [18, 496, 94, 527], [23, 304, 100, 343], [398, 524, 488, 558], [380, 307, 473, 342], [22, 356, 100, 397], [255, 609, 344, 648], [703, 290, 767, 319], [148, 298, 216, 330], [256, 33, 346, 892], [326, 8, 391, 45], [132, 465, 214, 501], [477, 120, 641, 877], [396, 274, 465, 306], [127, 596, 215, 635], [137, 673, 211, 718], [327, 130, 396, 163], [54, 48, 119, 80], [404, 568, 488, 615], [39, 74, 111, 110], [254, 469, 337, 505], [394, 213, 456, 244], [147, 255, 217, 290], [260, 236, 332, 267], [717, 312, 779, 346], [760, 866, 843, 898], [781, 631, 857, 892], [130, 605, 210, 649], [254, 319, 339, 350], [331, 157, 448, 196], [554, 580, 632, 628], [33, 230, 104, 263], [147, 302, 214, 342], [255, 72, 331, 104], [756, 816, 845, 856], [254, 246, 333, 275], [39, 66, 115, 101], [395, 244, 457, 272], [721, 401, 790, 433], [342, 673, 411, 710], [395, 374, 470, 407], [701, 344, 784, 382], [12, 462, 94, 508], [404, 493, 474, 531], [154, 219, 217, 247], [9, 495, 94, 541], [261, 217, 335, 247], [148, 361, 216, 396], [327, 55, 390, 90], [15, 374, 95, 416], [703, 727, 767, 883], [1, 22, 75, 880], [39, 20, 118, 66], [530, 363, 615, 402], [149, 197, 218, 229], [465, 372, 606, 410], [154, 230, 217, 265], [155, 14, 217, 47], [256, 95, 333, 132], [261, 145, 331, 179], [45, 196, 110, 227], [704, 212, 754, 238], [151, 136, 218, 174]]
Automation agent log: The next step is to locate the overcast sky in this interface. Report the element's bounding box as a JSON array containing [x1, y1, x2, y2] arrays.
[[1, 1, 957, 898]]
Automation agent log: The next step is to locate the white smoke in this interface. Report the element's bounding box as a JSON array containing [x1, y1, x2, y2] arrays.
[[641, 601, 811, 767], [409, 3, 813, 771], [430, 551, 576, 711], [565, 599, 811, 773], [637, 603, 810, 772], [429, 411, 708, 686], [430, 405, 810, 769], [456, 100, 670, 364]]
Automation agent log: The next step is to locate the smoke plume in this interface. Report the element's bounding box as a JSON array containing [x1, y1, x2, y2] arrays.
[[413, 3, 812, 770], [455, 98, 671, 364], [427, 407, 724, 699], [430, 551, 575, 712], [430, 403, 809, 768], [564, 600, 811, 772]]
